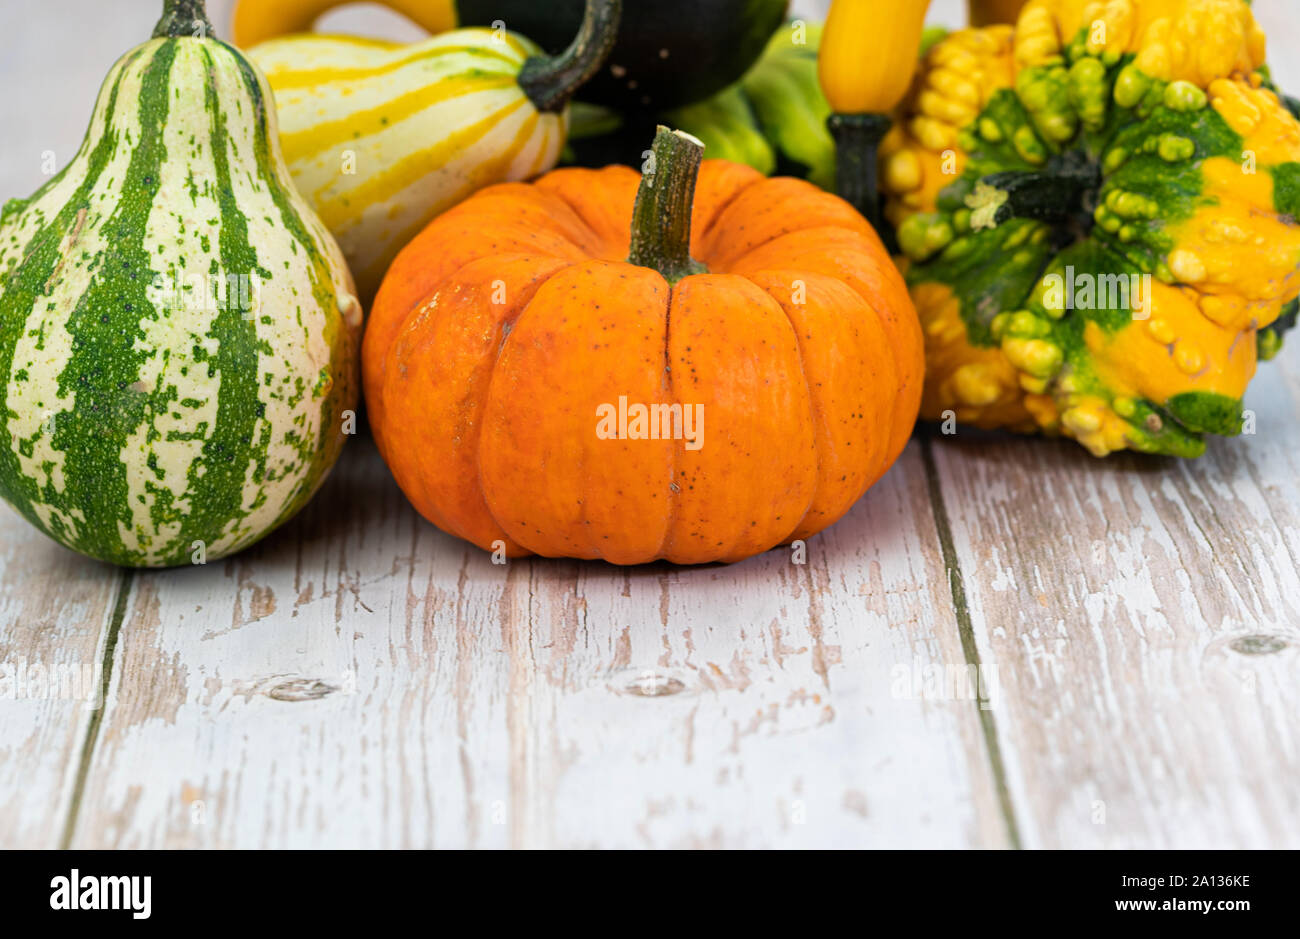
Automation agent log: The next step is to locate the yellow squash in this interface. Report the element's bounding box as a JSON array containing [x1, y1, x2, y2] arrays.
[[819, 0, 931, 115], [819, 0, 931, 227]]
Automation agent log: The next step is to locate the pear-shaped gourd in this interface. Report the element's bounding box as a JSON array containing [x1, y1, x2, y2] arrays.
[[0, 0, 361, 567], [246, 0, 621, 300]]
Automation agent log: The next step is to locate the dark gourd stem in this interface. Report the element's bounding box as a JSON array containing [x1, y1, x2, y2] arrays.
[[829, 112, 891, 231], [978, 159, 1102, 229], [518, 0, 622, 113], [627, 126, 707, 284], [153, 0, 215, 39]]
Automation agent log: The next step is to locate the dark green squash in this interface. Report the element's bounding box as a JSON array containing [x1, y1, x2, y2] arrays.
[[457, 0, 787, 110], [564, 18, 834, 187]]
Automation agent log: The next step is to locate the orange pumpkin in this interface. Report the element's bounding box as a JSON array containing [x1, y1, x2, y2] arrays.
[[364, 128, 923, 564]]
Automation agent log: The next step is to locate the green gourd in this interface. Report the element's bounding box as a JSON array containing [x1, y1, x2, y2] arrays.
[[0, 0, 361, 566]]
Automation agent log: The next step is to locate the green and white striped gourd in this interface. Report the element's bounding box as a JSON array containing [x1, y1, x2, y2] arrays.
[[246, 0, 620, 300], [0, 0, 361, 567]]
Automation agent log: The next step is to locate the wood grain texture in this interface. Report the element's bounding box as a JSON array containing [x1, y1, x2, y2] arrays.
[[63, 438, 1008, 848], [928, 338, 1300, 848], [0, 504, 123, 848]]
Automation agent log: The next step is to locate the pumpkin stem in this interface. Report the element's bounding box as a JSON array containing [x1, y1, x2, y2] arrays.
[[153, 0, 215, 39], [518, 0, 622, 114], [627, 126, 708, 284], [828, 112, 891, 231]]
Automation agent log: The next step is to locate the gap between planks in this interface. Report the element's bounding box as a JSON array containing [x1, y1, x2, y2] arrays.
[[921, 434, 1024, 849], [58, 568, 134, 849]]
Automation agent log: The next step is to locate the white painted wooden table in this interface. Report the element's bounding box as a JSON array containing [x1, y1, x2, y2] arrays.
[[2, 1, 1299, 850]]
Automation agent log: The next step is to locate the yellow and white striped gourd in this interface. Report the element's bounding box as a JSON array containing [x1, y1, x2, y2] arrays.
[[247, 0, 621, 299]]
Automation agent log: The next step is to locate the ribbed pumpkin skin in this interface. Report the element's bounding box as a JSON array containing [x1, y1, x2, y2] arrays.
[[364, 161, 923, 564], [0, 35, 360, 567], [249, 30, 568, 300], [882, 0, 1300, 457]]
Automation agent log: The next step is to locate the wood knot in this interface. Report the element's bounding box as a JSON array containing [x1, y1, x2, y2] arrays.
[[616, 667, 687, 697], [1228, 634, 1288, 656], [266, 678, 338, 701]]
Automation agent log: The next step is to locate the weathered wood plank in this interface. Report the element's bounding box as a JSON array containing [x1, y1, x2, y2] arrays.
[[928, 337, 1300, 848], [925, 0, 1300, 852], [503, 442, 1011, 848], [65, 438, 1009, 848], [0, 504, 123, 848], [61, 438, 456, 848]]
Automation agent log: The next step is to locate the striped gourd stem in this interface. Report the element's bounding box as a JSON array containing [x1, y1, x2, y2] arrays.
[[153, 0, 215, 39], [517, 0, 622, 113]]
